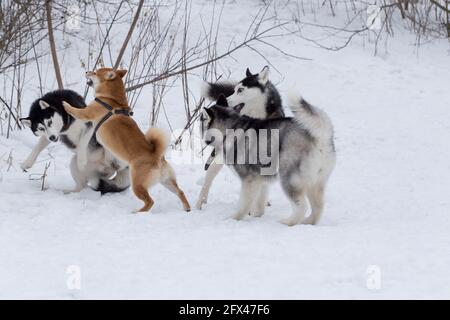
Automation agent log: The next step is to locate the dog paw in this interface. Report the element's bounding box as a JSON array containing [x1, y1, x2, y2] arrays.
[[132, 208, 150, 214], [62, 101, 71, 110], [232, 212, 246, 221], [20, 160, 34, 171], [77, 157, 88, 171], [280, 217, 300, 227], [195, 197, 207, 210], [63, 189, 80, 194], [301, 216, 315, 225], [250, 211, 265, 218]]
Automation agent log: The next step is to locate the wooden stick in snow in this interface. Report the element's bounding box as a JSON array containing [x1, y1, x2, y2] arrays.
[[45, 0, 64, 90]]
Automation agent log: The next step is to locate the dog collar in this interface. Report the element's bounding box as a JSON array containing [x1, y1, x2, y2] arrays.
[[94, 97, 133, 135]]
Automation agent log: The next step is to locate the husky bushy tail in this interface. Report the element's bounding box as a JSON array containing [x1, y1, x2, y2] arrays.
[[145, 127, 170, 159], [201, 82, 236, 101], [288, 92, 334, 145]]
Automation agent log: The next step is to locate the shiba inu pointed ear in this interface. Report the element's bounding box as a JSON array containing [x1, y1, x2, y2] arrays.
[[20, 117, 32, 128], [216, 94, 228, 107], [105, 70, 117, 80], [39, 100, 50, 110], [258, 66, 269, 85], [246, 68, 252, 77], [116, 69, 127, 78]]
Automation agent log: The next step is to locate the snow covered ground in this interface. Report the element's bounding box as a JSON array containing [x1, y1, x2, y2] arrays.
[[1, 1, 450, 299]]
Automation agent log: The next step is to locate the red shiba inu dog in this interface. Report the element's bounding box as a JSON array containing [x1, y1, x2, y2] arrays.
[[63, 68, 190, 213]]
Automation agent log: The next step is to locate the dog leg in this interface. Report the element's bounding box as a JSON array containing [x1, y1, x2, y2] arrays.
[[303, 184, 325, 225], [130, 163, 155, 213], [233, 179, 261, 221], [251, 183, 268, 217], [160, 161, 191, 212], [20, 136, 50, 171], [62, 101, 99, 121], [196, 159, 224, 209], [76, 125, 94, 171], [132, 184, 154, 213], [88, 176, 101, 191], [281, 192, 307, 226], [65, 155, 88, 193], [161, 178, 191, 212], [280, 177, 308, 226]]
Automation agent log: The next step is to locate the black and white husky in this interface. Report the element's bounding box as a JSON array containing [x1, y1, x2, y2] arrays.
[[200, 94, 336, 226], [196, 66, 285, 209], [20, 89, 129, 194]]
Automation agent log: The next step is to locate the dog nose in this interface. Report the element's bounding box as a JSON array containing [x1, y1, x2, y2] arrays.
[[49, 135, 57, 142]]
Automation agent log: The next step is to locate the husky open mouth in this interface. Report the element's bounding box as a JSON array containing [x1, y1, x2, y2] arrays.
[[232, 103, 245, 113], [87, 78, 94, 87]]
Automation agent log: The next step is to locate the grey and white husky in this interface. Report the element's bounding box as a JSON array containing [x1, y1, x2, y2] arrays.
[[196, 66, 285, 209], [20, 89, 129, 194], [200, 93, 336, 226]]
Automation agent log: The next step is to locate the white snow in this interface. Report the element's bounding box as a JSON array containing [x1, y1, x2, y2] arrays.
[[1, 0, 450, 299]]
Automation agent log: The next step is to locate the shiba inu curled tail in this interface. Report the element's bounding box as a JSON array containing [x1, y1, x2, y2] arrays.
[[144, 127, 169, 159]]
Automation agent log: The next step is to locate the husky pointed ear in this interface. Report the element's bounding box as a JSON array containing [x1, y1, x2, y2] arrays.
[[105, 70, 116, 80], [39, 100, 50, 110], [246, 68, 252, 77], [216, 94, 228, 107], [203, 107, 214, 121], [20, 117, 32, 128], [258, 66, 269, 85], [116, 69, 127, 78]]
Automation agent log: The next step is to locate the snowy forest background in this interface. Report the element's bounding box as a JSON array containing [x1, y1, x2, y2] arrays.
[[0, 0, 450, 299]]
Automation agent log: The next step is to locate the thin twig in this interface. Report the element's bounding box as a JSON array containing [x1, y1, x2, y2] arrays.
[[126, 22, 308, 92]]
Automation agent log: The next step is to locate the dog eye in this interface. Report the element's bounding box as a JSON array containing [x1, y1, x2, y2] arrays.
[[237, 88, 244, 93]]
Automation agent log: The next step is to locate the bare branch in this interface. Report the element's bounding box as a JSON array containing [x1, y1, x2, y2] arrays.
[[113, 0, 144, 70], [45, 0, 64, 89], [125, 22, 309, 92], [430, 0, 450, 14]]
